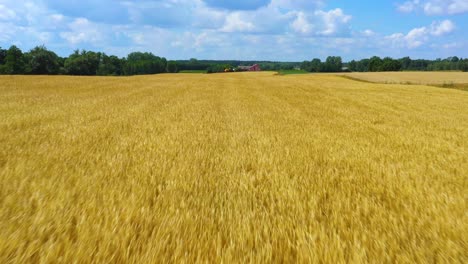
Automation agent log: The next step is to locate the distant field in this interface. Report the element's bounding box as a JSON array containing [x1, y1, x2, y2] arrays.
[[276, 69, 309, 75], [336, 71, 468, 85], [178, 70, 207, 73], [0, 73, 466, 262]]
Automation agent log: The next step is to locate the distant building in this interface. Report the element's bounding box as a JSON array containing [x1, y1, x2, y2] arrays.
[[237, 64, 261, 71]]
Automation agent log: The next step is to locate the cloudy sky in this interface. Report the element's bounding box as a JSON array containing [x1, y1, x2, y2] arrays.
[[0, 0, 467, 61]]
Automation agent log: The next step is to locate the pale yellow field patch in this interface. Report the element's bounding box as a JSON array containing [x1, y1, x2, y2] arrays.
[[335, 71, 468, 85], [0, 73, 467, 263]]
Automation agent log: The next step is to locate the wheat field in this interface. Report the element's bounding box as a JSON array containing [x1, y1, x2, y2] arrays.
[[0, 73, 467, 263], [335, 71, 468, 85]]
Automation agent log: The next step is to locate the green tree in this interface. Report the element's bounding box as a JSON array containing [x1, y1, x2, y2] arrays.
[[369, 56, 383, 72], [324, 56, 342, 72], [310, 58, 322, 72], [2, 45, 25, 74], [97, 54, 123, 76], [359, 59, 370, 72], [381, 57, 402, 71], [399, 57, 411, 70], [460, 59, 468, 72], [301, 61, 311, 72], [167, 61, 178, 73], [24, 45, 60, 74], [207, 64, 232, 73], [0, 47, 7, 65], [348, 60, 357, 72], [64, 50, 101, 75], [123, 52, 167, 75]]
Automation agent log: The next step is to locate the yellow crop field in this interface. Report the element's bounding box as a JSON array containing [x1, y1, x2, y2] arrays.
[[0, 72, 467, 263], [336, 71, 468, 85]]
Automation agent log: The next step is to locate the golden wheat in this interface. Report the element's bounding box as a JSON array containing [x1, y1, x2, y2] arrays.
[[335, 71, 468, 85], [0, 72, 467, 263]]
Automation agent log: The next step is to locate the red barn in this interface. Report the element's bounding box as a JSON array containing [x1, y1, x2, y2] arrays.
[[249, 64, 261, 71], [238, 64, 261, 71]]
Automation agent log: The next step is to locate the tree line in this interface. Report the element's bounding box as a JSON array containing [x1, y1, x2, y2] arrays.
[[301, 56, 468, 73], [0, 45, 302, 75], [348, 56, 468, 72], [1, 45, 467, 75], [301, 56, 343, 72], [0, 45, 171, 76], [175, 59, 300, 73]]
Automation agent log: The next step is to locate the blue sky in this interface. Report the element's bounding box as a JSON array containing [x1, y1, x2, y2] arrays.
[[0, 0, 466, 61]]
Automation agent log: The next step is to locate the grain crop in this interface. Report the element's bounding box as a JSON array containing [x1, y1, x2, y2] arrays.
[[335, 71, 468, 85], [0, 73, 467, 263]]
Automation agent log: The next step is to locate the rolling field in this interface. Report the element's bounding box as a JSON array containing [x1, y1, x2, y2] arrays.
[[276, 69, 309, 75], [178, 70, 208, 74], [336, 71, 468, 85], [0, 72, 467, 263]]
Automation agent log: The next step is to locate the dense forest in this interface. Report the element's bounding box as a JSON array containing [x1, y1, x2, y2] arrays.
[[0, 45, 467, 75], [175, 59, 299, 73], [0, 45, 300, 75], [0, 45, 169, 76], [347, 56, 468, 72], [301, 56, 468, 72]]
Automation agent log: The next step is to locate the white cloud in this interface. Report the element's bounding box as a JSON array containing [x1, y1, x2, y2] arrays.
[[430, 20, 455, 36], [289, 8, 352, 36], [362, 29, 375, 37], [0, 4, 16, 20], [0, 22, 17, 42], [385, 29, 426, 49], [385, 20, 455, 49], [397, 0, 468, 15], [220, 13, 256, 32], [0, 1, 65, 47], [406, 27, 428, 48], [291, 12, 313, 34], [269, 0, 324, 10], [49, 14, 65, 23], [446, 0, 468, 14], [315, 8, 352, 36], [0, 1, 54, 26], [0, 0, 465, 60], [423, 1, 444, 14], [397, 0, 420, 12], [120, 25, 174, 47], [60, 18, 103, 45]]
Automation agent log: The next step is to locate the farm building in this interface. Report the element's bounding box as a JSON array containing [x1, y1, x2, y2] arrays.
[[237, 64, 261, 71]]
